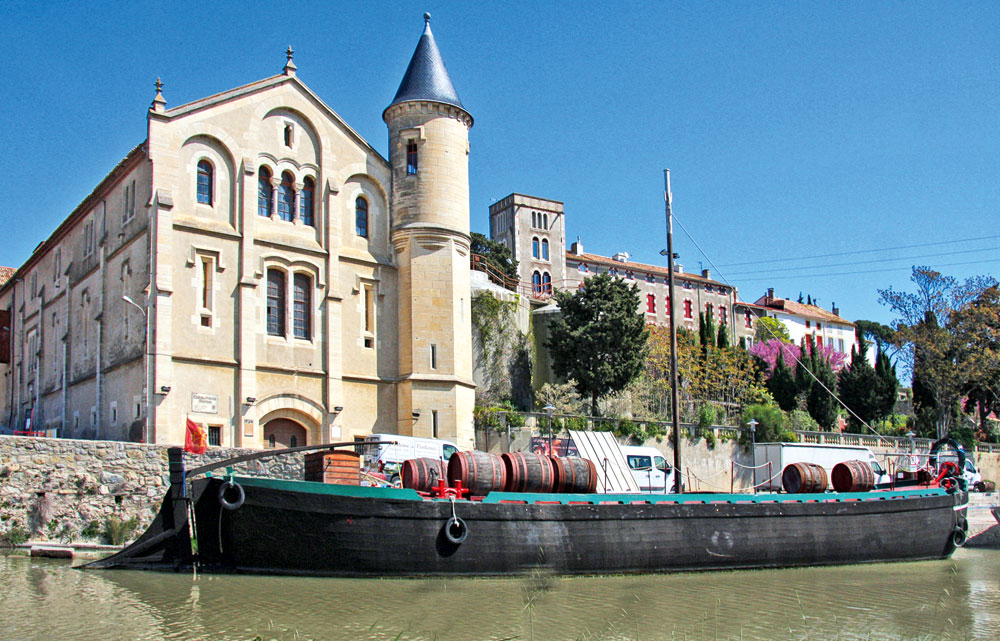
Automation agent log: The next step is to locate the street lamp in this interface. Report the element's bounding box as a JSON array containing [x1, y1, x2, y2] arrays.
[[748, 419, 759, 493], [543, 404, 555, 455], [122, 295, 151, 444]]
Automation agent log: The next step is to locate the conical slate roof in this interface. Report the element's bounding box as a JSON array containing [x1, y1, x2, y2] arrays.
[[386, 14, 465, 114]]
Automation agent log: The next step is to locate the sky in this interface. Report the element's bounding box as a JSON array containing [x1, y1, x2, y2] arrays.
[[1, 1, 997, 328]]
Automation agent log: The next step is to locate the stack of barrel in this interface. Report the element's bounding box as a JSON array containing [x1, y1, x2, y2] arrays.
[[400, 450, 598, 495]]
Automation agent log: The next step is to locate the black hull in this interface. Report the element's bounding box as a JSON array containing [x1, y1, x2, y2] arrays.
[[86, 476, 967, 577]]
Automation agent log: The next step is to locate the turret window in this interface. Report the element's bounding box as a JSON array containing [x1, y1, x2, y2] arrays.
[[542, 272, 551, 295], [278, 172, 294, 222], [541, 239, 549, 260], [300, 177, 314, 226], [532, 271, 541, 295], [406, 141, 418, 175], [532, 237, 539, 259], [258, 167, 273, 217], [197, 160, 213, 205], [355, 197, 369, 238]]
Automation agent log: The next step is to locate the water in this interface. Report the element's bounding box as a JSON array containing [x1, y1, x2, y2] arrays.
[[2, 549, 999, 641]]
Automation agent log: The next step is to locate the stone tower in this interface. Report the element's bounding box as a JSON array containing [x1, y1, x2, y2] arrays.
[[384, 14, 475, 448]]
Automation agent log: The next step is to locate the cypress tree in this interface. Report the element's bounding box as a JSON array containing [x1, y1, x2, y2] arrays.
[[873, 348, 899, 424], [794, 341, 812, 401], [768, 351, 798, 412], [717, 324, 730, 349], [807, 350, 839, 429], [837, 338, 879, 432]]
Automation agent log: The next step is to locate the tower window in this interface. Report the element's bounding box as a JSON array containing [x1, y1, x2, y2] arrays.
[[542, 272, 551, 295], [283, 123, 294, 147], [430, 344, 437, 369], [278, 172, 294, 221], [258, 167, 273, 217], [197, 160, 213, 205], [532, 237, 539, 259], [300, 177, 314, 226], [355, 197, 368, 238], [532, 271, 541, 295], [267, 268, 286, 336], [406, 141, 418, 175], [541, 239, 549, 261], [293, 273, 311, 339]]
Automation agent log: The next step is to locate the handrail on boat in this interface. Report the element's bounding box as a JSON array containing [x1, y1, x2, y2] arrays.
[[185, 440, 397, 478]]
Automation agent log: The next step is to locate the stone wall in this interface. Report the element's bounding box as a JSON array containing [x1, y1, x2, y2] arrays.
[[0, 435, 302, 546]]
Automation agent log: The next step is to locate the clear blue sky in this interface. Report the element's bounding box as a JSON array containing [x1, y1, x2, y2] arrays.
[[2, 1, 997, 327]]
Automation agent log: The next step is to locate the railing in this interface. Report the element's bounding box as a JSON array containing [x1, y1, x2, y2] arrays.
[[470, 254, 519, 292]]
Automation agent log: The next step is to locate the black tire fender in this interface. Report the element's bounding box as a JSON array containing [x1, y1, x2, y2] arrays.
[[444, 517, 468, 544], [219, 480, 245, 510]]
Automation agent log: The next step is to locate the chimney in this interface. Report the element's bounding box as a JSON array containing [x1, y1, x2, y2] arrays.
[[701, 268, 711, 279], [767, 287, 775, 299], [571, 236, 583, 256], [673, 264, 683, 273], [831, 302, 840, 317], [612, 251, 629, 263]]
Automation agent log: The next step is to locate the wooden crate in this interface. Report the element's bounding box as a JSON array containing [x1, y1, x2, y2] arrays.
[[304, 450, 361, 485]]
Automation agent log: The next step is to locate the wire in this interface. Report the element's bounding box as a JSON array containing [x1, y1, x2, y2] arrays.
[[716, 234, 1000, 267], [735, 257, 1000, 283], [724, 245, 998, 277]]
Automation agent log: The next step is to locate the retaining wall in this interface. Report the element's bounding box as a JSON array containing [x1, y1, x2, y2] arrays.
[[0, 435, 302, 546]]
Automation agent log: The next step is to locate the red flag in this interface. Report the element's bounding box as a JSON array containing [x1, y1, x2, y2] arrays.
[[185, 418, 208, 454]]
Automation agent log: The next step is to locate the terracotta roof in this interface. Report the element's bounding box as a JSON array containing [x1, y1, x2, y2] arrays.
[[754, 295, 854, 326], [0, 266, 15, 287], [566, 252, 732, 289]]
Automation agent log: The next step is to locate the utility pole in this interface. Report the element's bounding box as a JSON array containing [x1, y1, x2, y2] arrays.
[[664, 170, 683, 494]]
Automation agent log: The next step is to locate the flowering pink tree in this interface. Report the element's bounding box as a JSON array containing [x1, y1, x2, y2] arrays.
[[750, 339, 847, 374]]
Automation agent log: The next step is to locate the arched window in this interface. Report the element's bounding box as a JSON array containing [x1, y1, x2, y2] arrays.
[[258, 167, 273, 217], [197, 160, 213, 205], [542, 272, 551, 295], [355, 197, 368, 237], [293, 273, 311, 339], [532, 237, 539, 259], [541, 239, 549, 260], [267, 268, 286, 336], [543, 214, 548, 229], [300, 177, 314, 226], [532, 271, 542, 295], [278, 171, 294, 221]]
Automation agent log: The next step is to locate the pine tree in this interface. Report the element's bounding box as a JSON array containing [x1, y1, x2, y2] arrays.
[[717, 324, 730, 349], [873, 348, 899, 424], [794, 340, 813, 402]]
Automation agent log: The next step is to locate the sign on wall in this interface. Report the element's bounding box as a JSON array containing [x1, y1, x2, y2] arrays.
[[191, 393, 218, 414], [243, 419, 254, 438]]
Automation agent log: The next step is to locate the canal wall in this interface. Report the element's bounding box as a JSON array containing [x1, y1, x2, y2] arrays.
[[0, 435, 302, 546]]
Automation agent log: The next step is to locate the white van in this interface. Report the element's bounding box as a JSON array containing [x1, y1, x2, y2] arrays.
[[363, 434, 460, 486], [621, 445, 677, 493]]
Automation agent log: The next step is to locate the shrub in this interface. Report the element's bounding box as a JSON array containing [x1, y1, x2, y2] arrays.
[[81, 520, 101, 539], [3, 526, 28, 546], [704, 430, 717, 450], [103, 516, 140, 546], [789, 409, 819, 432], [697, 404, 716, 431], [741, 404, 789, 444]]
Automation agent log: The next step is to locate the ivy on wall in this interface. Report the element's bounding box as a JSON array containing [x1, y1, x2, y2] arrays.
[[471, 292, 532, 410]]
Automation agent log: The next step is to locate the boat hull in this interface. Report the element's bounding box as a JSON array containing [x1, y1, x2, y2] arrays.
[[86, 476, 967, 577]]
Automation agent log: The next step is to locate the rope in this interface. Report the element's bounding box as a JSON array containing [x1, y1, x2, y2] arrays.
[[732, 460, 774, 470]]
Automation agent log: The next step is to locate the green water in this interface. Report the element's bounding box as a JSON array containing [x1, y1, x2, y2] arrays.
[[2, 549, 999, 641]]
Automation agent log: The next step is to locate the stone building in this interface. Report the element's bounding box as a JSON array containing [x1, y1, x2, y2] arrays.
[[488, 192, 753, 346], [0, 16, 476, 450]]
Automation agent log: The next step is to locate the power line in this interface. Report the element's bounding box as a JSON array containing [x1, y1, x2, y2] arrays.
[[716, 234, 1000, 267], [735, 257, 1000, 283], [724, 245, 998, 277]]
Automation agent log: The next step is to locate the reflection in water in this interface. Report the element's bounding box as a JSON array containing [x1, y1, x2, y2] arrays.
[[1, 549, 999, 640]]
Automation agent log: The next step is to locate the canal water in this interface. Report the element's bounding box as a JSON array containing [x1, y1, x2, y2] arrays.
[[2, 549, 999, 641]]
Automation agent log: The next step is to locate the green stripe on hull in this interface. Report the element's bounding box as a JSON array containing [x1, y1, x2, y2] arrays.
[[225, 475, 949, 504]]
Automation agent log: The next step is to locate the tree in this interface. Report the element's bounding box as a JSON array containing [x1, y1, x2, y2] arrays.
[[806, 347, 839, 430], [880, 268, 999, 438], [837, 340, 879, 432], [546, 273, 649, 416], [873, 347, 899, 425], [766, 351, 797, 412], [854, 319, 901, 364], [755, 316, 791, 344], [716, 324, 731, 350], [470, 232, 519, 283]]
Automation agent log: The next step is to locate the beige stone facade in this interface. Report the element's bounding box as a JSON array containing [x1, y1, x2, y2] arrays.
[[0, 21, 477, 450]]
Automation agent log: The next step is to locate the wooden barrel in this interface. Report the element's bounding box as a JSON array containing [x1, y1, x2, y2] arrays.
[[781, 462, 828, 494], [502, 452, 556, 493], [831, 460, 875, 492], [978, 480, 996, 492], [447, 451, 506, 496], [551, 456, 598, 494], [401, 457, 447, 492]]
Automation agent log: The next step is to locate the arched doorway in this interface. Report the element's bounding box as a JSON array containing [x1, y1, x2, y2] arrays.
[[264, 418, 307, 449]]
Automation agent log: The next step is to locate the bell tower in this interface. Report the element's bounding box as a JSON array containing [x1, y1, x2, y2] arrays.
[[384, 14, 475, 448]]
